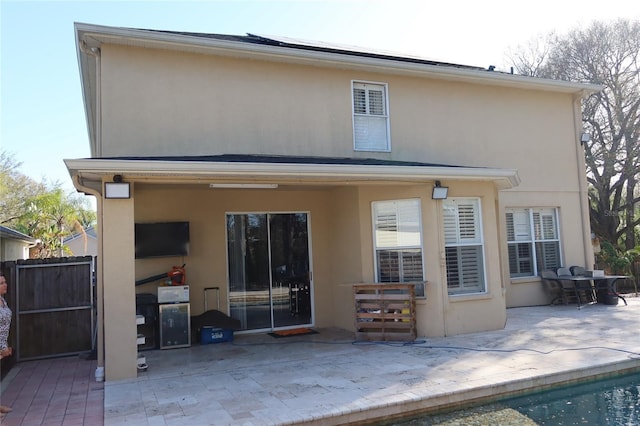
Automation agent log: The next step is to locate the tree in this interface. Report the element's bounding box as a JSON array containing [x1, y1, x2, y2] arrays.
[[18, 189, 96, 258], [0, 149, 96, 257], [0, 150, 48, 224], [509, 19, 640, 250]]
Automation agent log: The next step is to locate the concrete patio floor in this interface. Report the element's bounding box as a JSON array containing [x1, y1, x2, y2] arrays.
[[2, 297, 640, 425]]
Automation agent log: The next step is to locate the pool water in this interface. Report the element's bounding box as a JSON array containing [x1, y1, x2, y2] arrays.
[[391, 371, 640, 425]]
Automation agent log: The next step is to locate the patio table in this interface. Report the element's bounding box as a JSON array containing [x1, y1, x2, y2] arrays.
[[557, 275, 630, 308]]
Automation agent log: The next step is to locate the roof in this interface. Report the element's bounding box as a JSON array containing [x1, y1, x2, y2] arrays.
[[141, 30, 485, 71], [63, 226, 97, 244], [0, 226, 37, 244], [99, 154, 472, 167]]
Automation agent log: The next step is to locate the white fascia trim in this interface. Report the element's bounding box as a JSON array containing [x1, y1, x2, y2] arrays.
[[65, 158, 520, 189], [75, 23, 602, 96]]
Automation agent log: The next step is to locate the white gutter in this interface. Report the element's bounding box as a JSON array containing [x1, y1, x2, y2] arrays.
[[64, 158, 520, 189]]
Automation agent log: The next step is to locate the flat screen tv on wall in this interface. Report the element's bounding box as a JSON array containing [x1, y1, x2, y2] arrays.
[[135, 221, 190, 259]]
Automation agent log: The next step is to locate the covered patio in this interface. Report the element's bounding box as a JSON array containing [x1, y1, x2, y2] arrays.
[[2, 298, 639, 425]]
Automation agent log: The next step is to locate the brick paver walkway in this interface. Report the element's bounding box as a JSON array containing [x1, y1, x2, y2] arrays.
[[0, 357, 103, 426]]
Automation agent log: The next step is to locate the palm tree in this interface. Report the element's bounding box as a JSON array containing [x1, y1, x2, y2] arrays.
[[18, 189, 96, 258]]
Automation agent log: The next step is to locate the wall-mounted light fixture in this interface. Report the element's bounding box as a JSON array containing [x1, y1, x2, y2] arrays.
[[104, 175, 130, 199], [432, 180, 448, 200], [580, 132, 591, 145], [209, 183, 278, 189]]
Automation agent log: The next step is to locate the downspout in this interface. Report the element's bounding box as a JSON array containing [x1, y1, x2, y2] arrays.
[[434, 198, 450, 337], [79, 41, 102, 157], [73, 176, 104, 381], [77, 41, 104, 379], [573, 93, 594, 268]]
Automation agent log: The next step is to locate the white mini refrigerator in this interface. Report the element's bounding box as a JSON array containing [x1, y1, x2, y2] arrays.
[[158, 286, 191, 349]]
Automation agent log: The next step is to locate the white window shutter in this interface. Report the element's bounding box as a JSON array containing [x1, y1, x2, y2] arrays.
[[353, 87, 366, 114], [457, 202, 479, 242], [443, 200, 481, 244], [506, 209, 531, 242], [507, 207, 560, 278], [354, 116, 388, 150], [372, 199, 424, 296], [459, 246, 484, 289], [368, 89, 385, 115], [539, 241, 560, 269], [401, 250, 423, 281], [353, 81, 389, 151], [374, 202, 398, 247], [533, 209, 558, 241], [541, 214, 557, 240], [506, 213, 515, 241], [397, 199, 421, 246], [443, 203, 458, 244], [444, 199, 485, 294], [374, 200, 420, 247]]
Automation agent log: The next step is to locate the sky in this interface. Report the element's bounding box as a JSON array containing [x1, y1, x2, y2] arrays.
[[2, 0, 639, 197]]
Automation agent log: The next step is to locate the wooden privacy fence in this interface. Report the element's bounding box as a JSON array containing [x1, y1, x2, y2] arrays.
[[610, 260, 640, 295], [0, 256, 96, 365]]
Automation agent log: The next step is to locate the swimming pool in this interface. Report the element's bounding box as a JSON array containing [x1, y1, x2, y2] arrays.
[[391, 371, 640, 425]]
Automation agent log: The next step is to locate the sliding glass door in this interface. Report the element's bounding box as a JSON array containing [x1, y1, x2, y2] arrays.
[[227, 214, 271, 330], [227, 213, 312, 331]]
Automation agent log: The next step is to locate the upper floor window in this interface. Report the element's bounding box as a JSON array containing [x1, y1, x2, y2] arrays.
[[352, 81, 390, 152], [506, 208, 561, 278], [372, 199, 425, 297], [443, 198, 486, 295]]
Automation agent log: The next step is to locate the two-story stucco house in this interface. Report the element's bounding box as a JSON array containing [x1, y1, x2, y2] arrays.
[[65, 23, 600, 380]]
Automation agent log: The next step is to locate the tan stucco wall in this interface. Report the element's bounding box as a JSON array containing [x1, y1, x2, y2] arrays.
[[98, 45, 580, 196], [102, 193, 136, 380], [87, 40, 595, 379]]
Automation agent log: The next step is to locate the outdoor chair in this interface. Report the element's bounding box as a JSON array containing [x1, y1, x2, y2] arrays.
[[569, 265, 596, 303], [570, 266, 586, 276], [540, 270, 568, 305], [543, 269, 584, 306]]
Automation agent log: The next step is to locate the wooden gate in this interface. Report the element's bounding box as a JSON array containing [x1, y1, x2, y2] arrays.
[[1, 256, 95, 362]]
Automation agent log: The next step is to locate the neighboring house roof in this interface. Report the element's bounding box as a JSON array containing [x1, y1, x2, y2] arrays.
[[0, 225, 37, 244], [75, 23, 603, 159], [63, 226, 97, 244]]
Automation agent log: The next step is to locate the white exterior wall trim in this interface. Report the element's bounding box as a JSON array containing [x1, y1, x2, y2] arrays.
[[64, 158, 520, 189]]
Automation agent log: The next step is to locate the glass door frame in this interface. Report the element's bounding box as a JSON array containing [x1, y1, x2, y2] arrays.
[[225, 210, 315, 333]]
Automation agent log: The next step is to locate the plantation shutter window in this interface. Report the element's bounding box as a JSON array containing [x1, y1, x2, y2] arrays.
[[352, 81, 390, 152], [506, 208, 561, 278], [373, 199, 425, 297], [443, 199, 486, 295]]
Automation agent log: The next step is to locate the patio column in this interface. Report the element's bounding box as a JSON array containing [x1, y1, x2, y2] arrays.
[[102, 184, 136, 380]]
